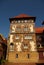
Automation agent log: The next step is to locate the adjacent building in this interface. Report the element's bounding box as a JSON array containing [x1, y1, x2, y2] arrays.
[[0, 34, 7, 60], [35, 27, 44, 63]]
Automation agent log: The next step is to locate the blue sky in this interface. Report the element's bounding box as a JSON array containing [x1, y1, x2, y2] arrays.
[[0, 0, 44, 38]]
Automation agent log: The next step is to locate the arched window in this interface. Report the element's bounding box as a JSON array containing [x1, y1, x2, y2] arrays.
[[10, 43, 14, 51]]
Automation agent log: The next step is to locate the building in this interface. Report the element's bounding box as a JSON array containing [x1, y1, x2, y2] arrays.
[[0, 34, 7, 60], [35, 27, 44, 63], [7, 14, 38, 63], [35, 27, 44, 47]]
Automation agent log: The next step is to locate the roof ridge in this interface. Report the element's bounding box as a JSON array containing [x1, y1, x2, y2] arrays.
[[15, 14, 30, 18]]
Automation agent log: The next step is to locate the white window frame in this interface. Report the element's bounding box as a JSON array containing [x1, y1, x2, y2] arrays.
[[23, 44, 28, 49]]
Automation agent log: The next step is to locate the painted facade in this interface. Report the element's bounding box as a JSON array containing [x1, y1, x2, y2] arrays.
[[7, 14, 39, 63]]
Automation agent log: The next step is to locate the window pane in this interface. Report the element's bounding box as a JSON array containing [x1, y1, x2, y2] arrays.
[[21, 20, 24, 23], [23, 44, 28, 49], [24, 46, 28, 49], [24, 36, 32, 39], [24, 28, 28, 31], [15, 36, 19, 39]]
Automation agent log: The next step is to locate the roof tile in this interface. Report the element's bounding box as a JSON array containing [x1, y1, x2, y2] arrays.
[[35, 27, 44, 33], [14, 14, 35, 18]]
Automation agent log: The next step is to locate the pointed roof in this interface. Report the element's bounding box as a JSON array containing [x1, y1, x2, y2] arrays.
[[9, 14, 36, 22], [13, 14, 35, 18], [15, 14, 32, 18]]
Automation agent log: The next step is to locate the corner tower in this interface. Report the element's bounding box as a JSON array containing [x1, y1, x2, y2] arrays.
[[7, 14, 38, 63]]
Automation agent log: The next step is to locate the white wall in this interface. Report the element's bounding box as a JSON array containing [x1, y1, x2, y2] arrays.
[[10, 35, 13, 43], [30, 41, 37, 51], [16, 42, 22, 51], [11, 25, 16, 33]]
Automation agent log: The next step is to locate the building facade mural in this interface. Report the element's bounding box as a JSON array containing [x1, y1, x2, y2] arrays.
[[7, 14, 38, 63]]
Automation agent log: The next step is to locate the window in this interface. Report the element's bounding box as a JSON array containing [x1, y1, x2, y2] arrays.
[[25, 20, 27, 23], [18, 20, 20, 23], [30, 20, 33, 23], [24, 46, 28, 49], [16, 26, 21, 32], [15, 21, 17, 23], [21, 20, 24, 23], [24, 35, 32, 39], [24, 27, 28, 31], [15, 36, 19, 39], [27, 54, 30, 58], [23, 44, 28, 49], [16, 54, 18, 58], [24, 26, 28, 32], [10, 43, 14, 51], [16, 28, 20, 31]]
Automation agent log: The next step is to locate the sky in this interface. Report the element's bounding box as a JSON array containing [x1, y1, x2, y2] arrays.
[[0, 0, 44, 38]]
